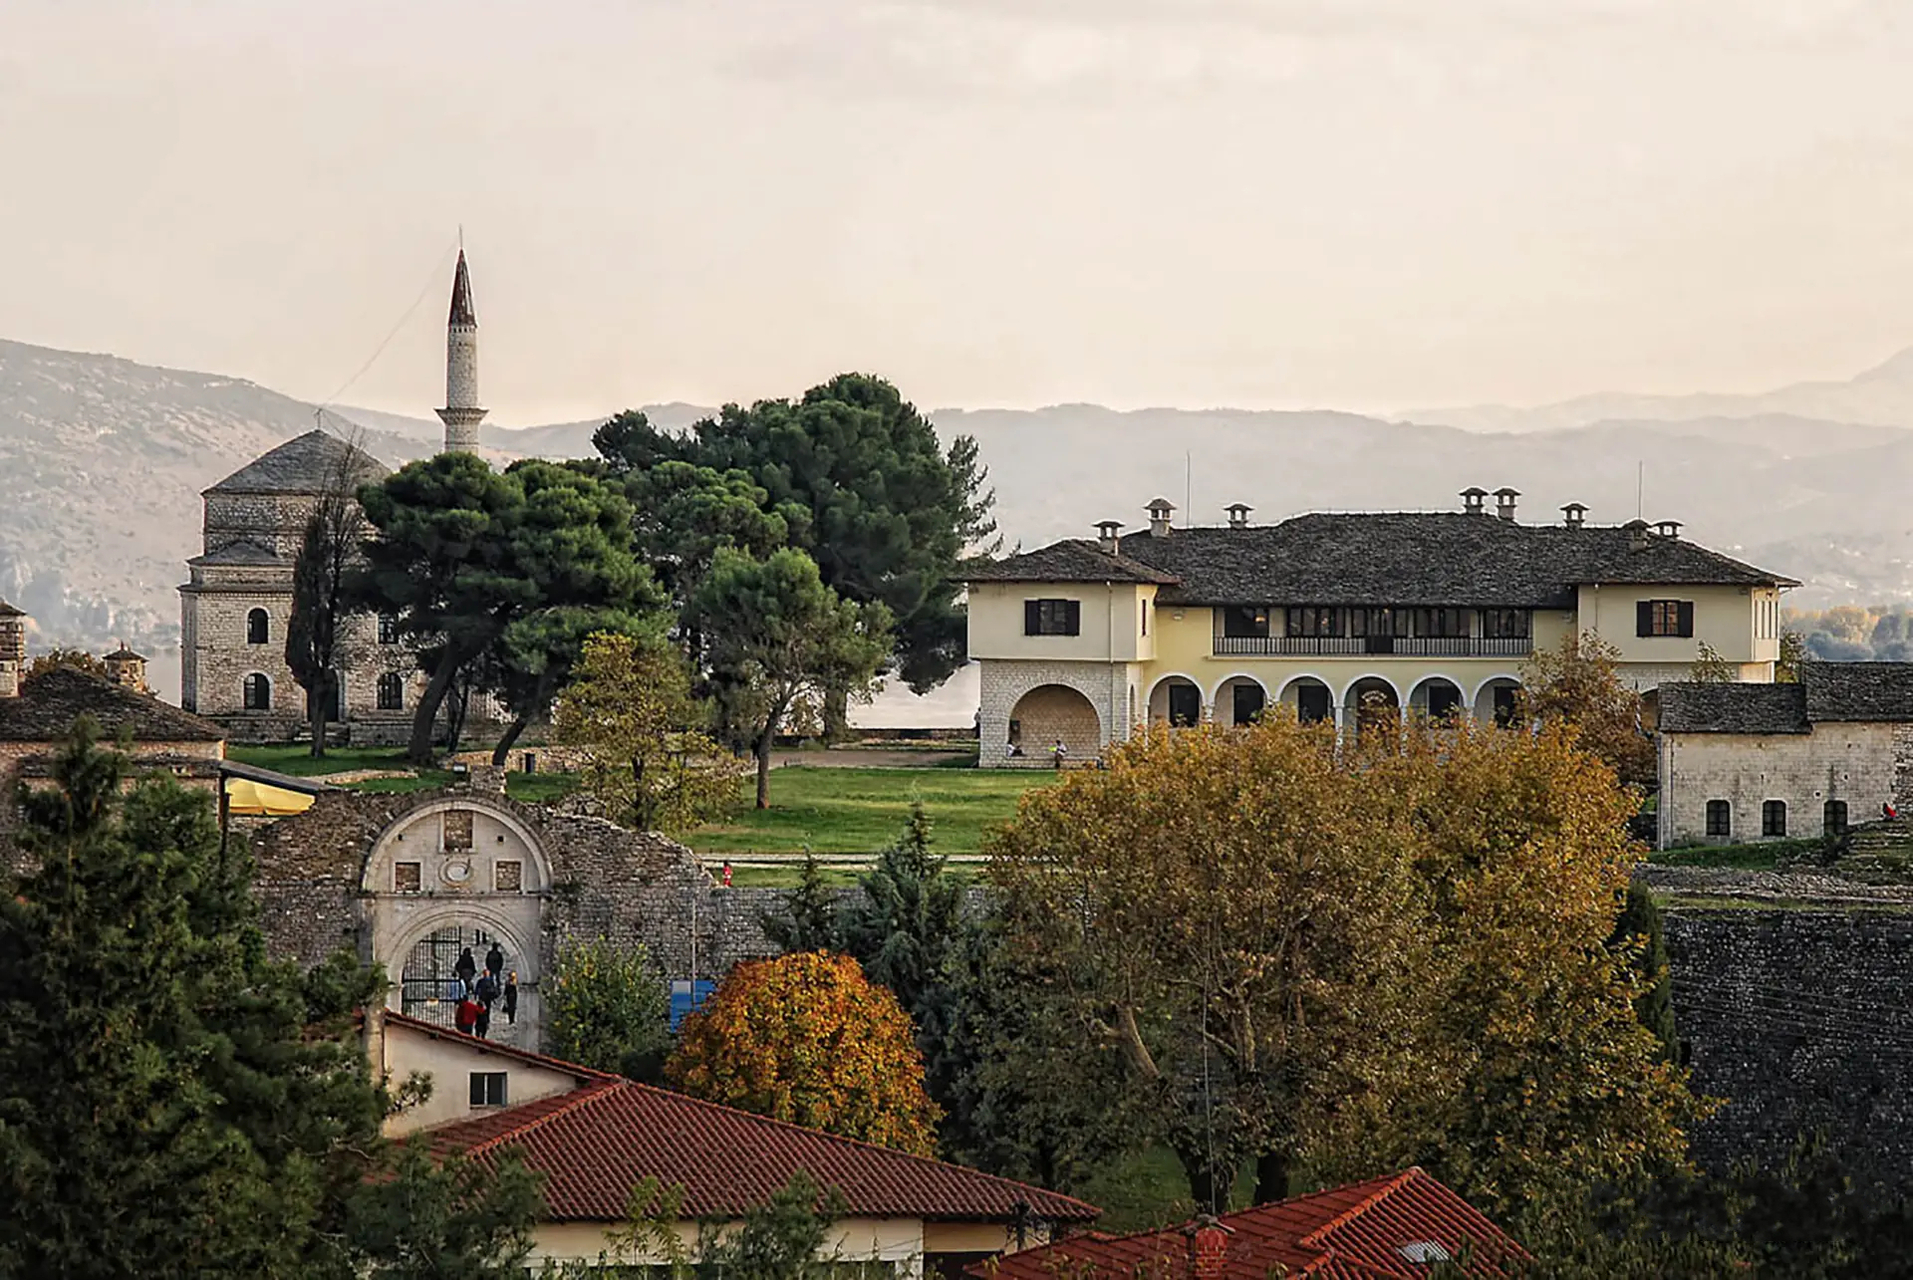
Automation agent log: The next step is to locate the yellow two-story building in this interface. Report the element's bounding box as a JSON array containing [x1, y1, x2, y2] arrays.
[[965, 489, 1796, 766]]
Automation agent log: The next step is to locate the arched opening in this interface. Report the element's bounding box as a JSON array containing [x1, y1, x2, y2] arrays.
[[1148, 676, 1204, 728], [1214, 676, 1268, 728], [1343, 677, 1400, 739], [1408, 677, 1465, 721], [397, 921, 531, 1044], [242, 672, 272, 712], [1474, 677, 1523, 728], [1277, 676, 1335, 726], [246, 608, 269, 645], [1007, 684, 1101, 765]]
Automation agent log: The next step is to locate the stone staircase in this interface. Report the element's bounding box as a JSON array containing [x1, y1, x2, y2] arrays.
[[1816, 817, 1913, 882]]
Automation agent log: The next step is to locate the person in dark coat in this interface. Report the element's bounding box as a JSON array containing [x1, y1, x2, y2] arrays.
[[474, 1000, 491, 1039], [454, 947, 478, 989], [503, 971, 518, 1025], [485, 943, 504, 978]]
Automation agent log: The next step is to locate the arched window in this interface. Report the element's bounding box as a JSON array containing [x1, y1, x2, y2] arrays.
[[1824, 799, 1849, 835], [377, 672, 404, 711], [246, 608, 269, 645], [1762, 800, 1788, 838], [243, 673, 272, 712]]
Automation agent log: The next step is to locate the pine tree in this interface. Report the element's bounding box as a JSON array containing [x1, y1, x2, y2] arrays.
[[839, 803, 965, 1026], [760, 854, 841, 954]]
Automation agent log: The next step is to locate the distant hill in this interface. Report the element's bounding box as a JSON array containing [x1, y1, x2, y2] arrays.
[[6, 336, 1913, 709]]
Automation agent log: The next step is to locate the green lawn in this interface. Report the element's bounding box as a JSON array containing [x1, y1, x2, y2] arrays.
[[1647, 839, 1821, 872], [227, 745, 576, 805], [687, 767, 1060, 858]]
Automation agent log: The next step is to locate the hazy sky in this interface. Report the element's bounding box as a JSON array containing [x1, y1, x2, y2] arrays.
[[4, 0, 1913, 424]]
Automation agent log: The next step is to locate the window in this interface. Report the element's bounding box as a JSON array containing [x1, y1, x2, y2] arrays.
[[1140, 598, 1148, 637], [1286, 606, 1342, 637], [242, 672, 272, 711], [1825, 800, 1849, 835], [246, 608, 269, 645], [1705, 800, 1731, 838], [378, 613, 399, 645], [1221, 605, 1270, 638], [1295, 684, 1332, 724], [1491, 684, 1520, 728], [494, 860, 523, 892], [392, 861, 422, 893], [1023, 599, 1081, 636], [1481, 609, 1531, 639], [377, 672, 404, 711], [1762, 800, 1788, 838], [1637, 599, 1695, 638], [469, 1072, 509, 1107], [1413, 608, 1468, 638]]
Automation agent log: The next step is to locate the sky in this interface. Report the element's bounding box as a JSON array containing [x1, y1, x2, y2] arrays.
[[4, 0, 1913, 425]]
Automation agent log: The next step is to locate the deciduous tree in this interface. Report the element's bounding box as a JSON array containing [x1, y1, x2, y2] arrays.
[[1517, 632, 1656, 787], [666, 952, 941, 1156], [21, 648, 109, 681], [544, 937, 672, 1083], [550, 631, 742, 832], [286, 431, 371, 757], [691, 547, 889, 808]]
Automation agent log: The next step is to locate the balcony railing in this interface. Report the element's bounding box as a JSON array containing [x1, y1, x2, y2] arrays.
[[1213, 635, 1533, 658]]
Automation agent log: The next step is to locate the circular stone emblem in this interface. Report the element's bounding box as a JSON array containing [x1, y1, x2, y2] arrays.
[[441, 859, 473, 886]]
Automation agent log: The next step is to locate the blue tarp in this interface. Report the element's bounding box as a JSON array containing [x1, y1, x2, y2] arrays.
[[668, 979, 716, 1031]]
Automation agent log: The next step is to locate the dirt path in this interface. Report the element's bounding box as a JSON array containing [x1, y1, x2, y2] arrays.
[[768, 749, 972, 769]]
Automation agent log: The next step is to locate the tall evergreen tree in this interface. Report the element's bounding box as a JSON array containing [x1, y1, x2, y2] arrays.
[[840, 803, 965, 1036], [1610, 880, 1678, 1062]]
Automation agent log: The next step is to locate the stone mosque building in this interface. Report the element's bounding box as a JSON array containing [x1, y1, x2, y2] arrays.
[[178, 251, 489, 744]]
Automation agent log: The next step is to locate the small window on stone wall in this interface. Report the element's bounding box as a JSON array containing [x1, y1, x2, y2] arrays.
[[1762, 800, 1787, 837], [494, 860, 523, 892], [443, 811, 473, 851], [1705, 800, 1731, 838], [1825, 800, 1849, 835], [393, 861, 422, 892]]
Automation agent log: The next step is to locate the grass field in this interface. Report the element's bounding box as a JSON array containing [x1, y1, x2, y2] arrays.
[[687, 766, 1060, 858], [225, 745, 578, 805]]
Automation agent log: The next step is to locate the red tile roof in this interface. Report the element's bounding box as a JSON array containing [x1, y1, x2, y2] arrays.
[[425, 1077, 1100, 1225], [970, 1169, 1524, 1279]]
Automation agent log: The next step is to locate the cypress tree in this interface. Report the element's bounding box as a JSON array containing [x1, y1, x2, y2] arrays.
[[1612, 880, 1679, 1061]]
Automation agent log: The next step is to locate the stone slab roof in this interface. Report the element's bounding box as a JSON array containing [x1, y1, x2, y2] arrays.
[[0, 667, 227, 743], [205, 429, 388, 497], [427, 1078, 1098, 1225], [967, 514, 1794, 607], [186, 539, 290, 568], [1660, 662, 1913, 735], [963, 539, 1178, 585]]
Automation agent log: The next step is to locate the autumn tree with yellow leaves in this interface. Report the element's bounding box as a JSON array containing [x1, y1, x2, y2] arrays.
[[984, 714, 1704, 1222], [665, 952, 942, 1157]]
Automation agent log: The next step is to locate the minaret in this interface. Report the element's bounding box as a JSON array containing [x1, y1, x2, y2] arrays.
[[436, 249, 488, 454]]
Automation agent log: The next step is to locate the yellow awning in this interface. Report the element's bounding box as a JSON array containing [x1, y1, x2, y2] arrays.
[[224, 777, 316, 817]]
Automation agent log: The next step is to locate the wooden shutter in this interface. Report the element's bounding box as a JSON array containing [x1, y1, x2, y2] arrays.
[[1064, 600, 1082, 636], [1636, 601, 1654, 637], [1025, 600, 1041, 635], [1678, 601, 1695, 638]]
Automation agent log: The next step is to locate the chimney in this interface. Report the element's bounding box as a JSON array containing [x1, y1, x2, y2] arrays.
[[1561, 502, 1587, 530], [1624, 518, 1651, 552], [102, 642, 150, 695], [1225, 503, 1252, 530], [1184, 1215, 1234, 1279], [1147, 497, 1176, 538], [1095, 520, 1123, 555], [1493, 486, 1520, 522], [1460, 487, 1488, 516], [1654, 519, 1683, 540], [0, 598, 25, 699]]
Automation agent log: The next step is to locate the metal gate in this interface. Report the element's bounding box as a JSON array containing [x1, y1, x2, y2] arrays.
[[399, 924, 504, 1028]]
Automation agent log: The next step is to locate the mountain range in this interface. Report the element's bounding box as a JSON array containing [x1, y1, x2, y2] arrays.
[[5, 334, 1913, 714]]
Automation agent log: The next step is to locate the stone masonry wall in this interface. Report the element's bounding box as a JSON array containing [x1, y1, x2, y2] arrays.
[[1667, 906, 1913, 1188], [978, 658, 1131, 768], [1659, 723, 1913, 848]]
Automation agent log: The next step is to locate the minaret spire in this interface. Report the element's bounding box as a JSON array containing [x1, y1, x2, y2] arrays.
[[436, 247, 487, 453]]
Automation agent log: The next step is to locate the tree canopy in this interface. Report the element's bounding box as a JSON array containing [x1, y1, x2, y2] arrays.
[[550, 631, 742, 832], [1518, 632, 1656, 787], [666, 952, 941, 1156], [543, 937, 672, 1083], [352, 454, 655, 762]]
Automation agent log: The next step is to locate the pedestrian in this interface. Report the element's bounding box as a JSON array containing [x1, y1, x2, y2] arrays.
[[1051, 738, 1068, 770], [454, 946, 477, 989], [503, 971, 519, 1025], [721, 860, 733, 888], [475, 970, 498, 1008], [454, 990, 481, 1035], [485, 942, 504, 978], [474, 998, 491, 1039]]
